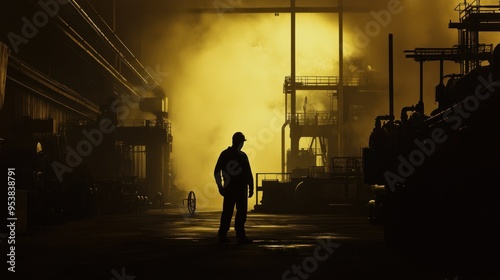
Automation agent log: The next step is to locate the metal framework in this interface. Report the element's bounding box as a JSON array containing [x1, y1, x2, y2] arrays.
[[402, 1, 500, 106]]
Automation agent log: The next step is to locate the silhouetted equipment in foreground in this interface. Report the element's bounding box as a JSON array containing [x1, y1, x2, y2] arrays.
[[362, 1, 500, 273]]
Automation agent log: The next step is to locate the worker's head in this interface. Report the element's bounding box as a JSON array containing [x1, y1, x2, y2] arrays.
[[232, 132, 246, 149]]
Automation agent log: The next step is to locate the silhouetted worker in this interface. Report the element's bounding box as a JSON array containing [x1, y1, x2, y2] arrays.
[[214, 132, 254, 244]]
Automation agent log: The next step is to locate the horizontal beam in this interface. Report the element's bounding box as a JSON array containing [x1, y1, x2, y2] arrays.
[[449, 22, 500, 31], [160, 7, 370, 14]]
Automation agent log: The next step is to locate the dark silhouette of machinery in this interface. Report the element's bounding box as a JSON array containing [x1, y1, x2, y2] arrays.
[[0, 1, 174, 230], [362, 2, 500, 275]]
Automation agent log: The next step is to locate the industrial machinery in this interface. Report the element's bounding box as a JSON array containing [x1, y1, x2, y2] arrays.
[[182, 190, 197, 215], [254, 72, 382, 213], [254, 157, 369, 214], [0, 1, 174, 231], [362, 1, 500, 273]]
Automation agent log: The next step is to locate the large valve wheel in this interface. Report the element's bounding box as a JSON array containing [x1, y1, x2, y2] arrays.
[[183, 191, 196, 214]]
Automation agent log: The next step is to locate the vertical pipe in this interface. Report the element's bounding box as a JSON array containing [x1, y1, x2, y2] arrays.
[[289, 0, 297, 172], [440, 58, 444, 83], [389, 33, 394, 119], [338, 0, 344, 157], [291, 0, 296, 124], [464, 28, 467, 73], [419, 60, 424, 104], [436, 55, 445, 104], [282, 93, 288, 174]]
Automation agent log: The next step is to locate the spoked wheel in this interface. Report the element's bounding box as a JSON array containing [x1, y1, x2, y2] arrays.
[[183, 191, 196, 214]]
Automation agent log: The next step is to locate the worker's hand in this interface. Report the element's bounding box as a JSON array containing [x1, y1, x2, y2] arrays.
[[248, 188, 254, 198], [218, 186, 225, 196]]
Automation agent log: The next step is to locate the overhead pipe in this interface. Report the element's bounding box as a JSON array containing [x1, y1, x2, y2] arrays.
[[53, 16, 141, 99], [170, 7, 369, 14], [67, 0, 162, 89], [8, 76, 97, 120], [8, 55, 100, 115]]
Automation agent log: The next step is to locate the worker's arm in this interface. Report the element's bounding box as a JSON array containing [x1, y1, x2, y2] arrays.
[[246, 155, 254, 198], [214, 151, 225, 195]]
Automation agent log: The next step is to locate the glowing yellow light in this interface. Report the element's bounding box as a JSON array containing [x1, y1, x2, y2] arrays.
[[154, 13, 362, 209]]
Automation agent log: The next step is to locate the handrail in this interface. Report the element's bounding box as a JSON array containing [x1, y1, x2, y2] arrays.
[[284, 75, 370, 87], [456, 1, 500, 21], [287, 112, 337, 126], [118, 119, 171, 132]]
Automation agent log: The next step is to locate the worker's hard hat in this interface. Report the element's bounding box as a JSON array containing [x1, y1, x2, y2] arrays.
[[232, 132, 247, 143]]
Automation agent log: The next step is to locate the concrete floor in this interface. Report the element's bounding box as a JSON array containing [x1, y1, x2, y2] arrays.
[[6, 205, 497, 280]]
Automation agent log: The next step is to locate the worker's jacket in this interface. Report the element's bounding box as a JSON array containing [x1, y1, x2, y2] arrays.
[[214, 146, 253, 196]]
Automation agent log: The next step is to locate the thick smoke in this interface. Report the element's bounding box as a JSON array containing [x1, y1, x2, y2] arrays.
[[139, 0, 495, 209], [142, 12, 287, 209]]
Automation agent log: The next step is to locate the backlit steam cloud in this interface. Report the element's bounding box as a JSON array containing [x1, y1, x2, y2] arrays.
[[138, 0, 498, 209], [143, 12, 347, 209], [170, 14, 320, 209]]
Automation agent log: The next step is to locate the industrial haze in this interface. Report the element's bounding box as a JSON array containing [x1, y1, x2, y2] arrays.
[[2, 0, 495, 210], [129, 0, 473, 209]]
